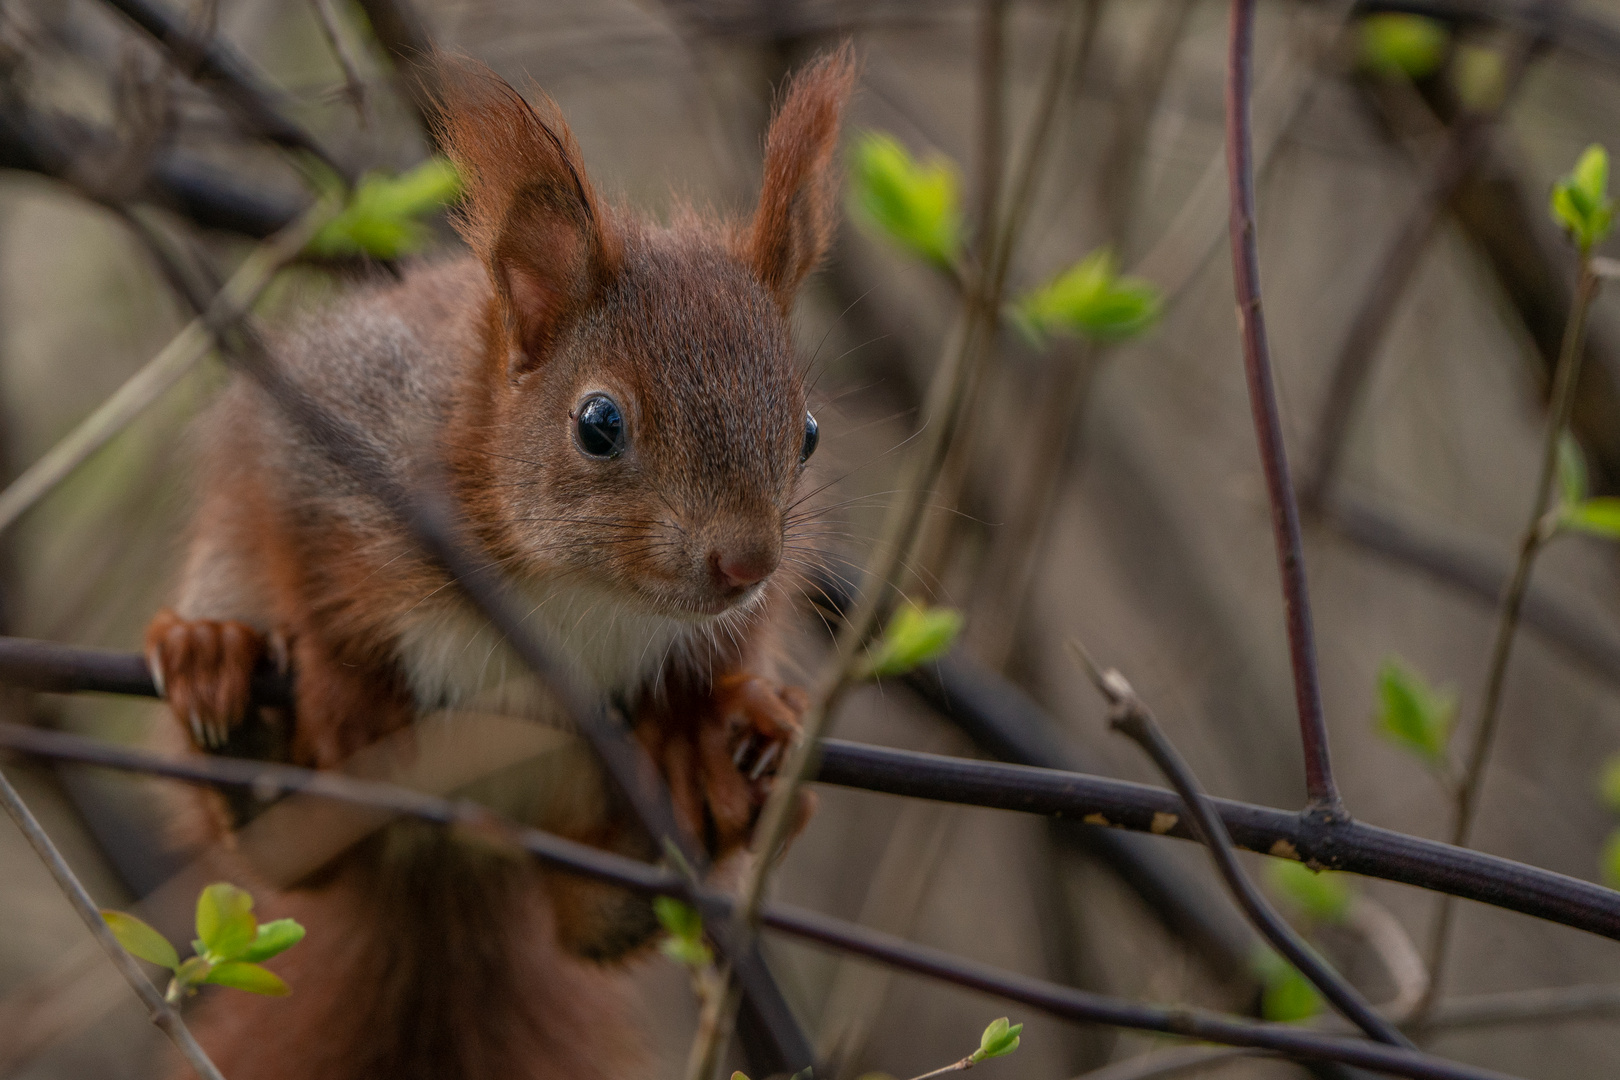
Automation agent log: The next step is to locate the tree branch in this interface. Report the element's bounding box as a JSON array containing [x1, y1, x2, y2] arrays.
[[0, 765, 226, 1080], [1227, 0, 1339, 813]]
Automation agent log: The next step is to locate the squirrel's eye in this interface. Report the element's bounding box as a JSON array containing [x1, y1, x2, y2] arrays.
[[800, 411, 819, 464], [574, 394, 625, 459]]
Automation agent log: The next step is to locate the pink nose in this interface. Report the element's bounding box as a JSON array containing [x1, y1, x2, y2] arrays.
[[711, 547, 777, 590]]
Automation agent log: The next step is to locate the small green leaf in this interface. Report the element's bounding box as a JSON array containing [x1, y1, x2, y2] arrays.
[[731, 1073, 751, 1080], [1452, 45, 1506, 112], [306, 157, 462, 260], [1358, 14, 1448, 80], [1014, 249, 1161, 345], [202, 960, 290, 996], [969, 1016, 1023, 1063], [1374, 657, 1457, 768], [101, 911, 179, 970], [1598, 755, 1620, 814], [789, 1070, 814, 1080], [195, 882, 257, 962], [1559, 433, 1589, 506], [1562, 497, 1620, 540], [849, 132, 962, 268], [1267, 860, 1353, 924], [654, 897, 712, 969], [1551, 144, 1614, 252], [858, 602, 965, 680], [1262, 970, 1323, 1022], [240, 919, 306, 963], [1602, 829, 1620, 889]]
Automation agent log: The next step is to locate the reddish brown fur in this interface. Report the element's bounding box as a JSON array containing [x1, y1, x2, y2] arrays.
[[147, 48, 855, 1080]]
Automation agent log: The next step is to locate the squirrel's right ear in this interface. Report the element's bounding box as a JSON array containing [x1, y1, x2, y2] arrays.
[[434, 61, 621, 376], [741, 44, 857, 312]]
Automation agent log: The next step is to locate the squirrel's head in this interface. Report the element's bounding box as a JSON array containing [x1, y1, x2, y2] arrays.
[[437, 48, 855, 620]]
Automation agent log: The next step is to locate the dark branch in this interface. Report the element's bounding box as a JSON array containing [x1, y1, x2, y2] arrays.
[[1227, 0, 1339, 812], [4, 636, 1620, 944], [97, 0, 353, 183], [0, 722, 1529, 1080], [1083, 654, 1412, 1047]]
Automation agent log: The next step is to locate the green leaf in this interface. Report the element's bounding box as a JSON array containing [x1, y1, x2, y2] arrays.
[[1603, 829, 1620, 889], [1266, 860, 1353, 924], [1551, 144, 1615, 251], [202, 960, 290, 996], [731, 1073, 751, 1080], [1598, 755, 1620, 814], [1374, 657, 1457, 767], [849, 132, 962, 268], [858, 602, 965, 680], [101, 910, 179, 970], [240, 919, 306, 963], [195, 882, 258, 962], [1452, 45, 1506, 112], [306, 157, 462, 260], [1252, 948, 1322, 1023], [654, 897, 712, 969], [1358, 14, 1448, 80], [1014, 249, 1162, 345], [1559, 433, 1589, 506], [1561, 497, 1620, 540], [969, 1016, 1023, 1063]]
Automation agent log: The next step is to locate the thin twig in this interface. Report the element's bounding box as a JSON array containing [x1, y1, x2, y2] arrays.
[[1417, 250, 1603, 1017], [0, 200, 331, 538], [734, 0, 1097, 948], [0, 766, 227, 1080], [307, 0, 370, 126], [1226, 0, 1339, 814], [0, 724, 1530, 1080], [1071, 642, 1412, 1047]]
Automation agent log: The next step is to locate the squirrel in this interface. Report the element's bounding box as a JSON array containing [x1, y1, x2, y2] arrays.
[[141, 46, 856, 1080]]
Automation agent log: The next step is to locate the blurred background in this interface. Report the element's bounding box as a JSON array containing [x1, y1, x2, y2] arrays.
[[2, 0, 1620, 1077]]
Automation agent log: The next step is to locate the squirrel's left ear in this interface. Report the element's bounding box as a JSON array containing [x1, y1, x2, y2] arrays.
[[741, 44, 857, 311]]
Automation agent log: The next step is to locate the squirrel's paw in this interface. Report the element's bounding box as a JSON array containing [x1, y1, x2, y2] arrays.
[[145, 608, 277, 751], [641, 674, 816, 859]]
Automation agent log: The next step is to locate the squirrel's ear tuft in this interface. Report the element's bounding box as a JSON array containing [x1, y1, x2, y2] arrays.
[[433, 58, 621, 375], [741, 43, 857, 312]]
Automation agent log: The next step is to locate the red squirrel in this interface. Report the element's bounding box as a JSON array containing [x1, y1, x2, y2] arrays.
[[141, 47, 855, 1080]]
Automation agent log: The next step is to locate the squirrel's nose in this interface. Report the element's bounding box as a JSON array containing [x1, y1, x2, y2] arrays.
[[710, 544, 779, 590]]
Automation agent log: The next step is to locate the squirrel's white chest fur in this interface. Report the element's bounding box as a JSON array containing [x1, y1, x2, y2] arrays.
[[393, 577, 695, 719]]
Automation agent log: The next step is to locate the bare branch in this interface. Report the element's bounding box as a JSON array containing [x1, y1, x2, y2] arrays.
[[1073, 644, 1411, 1047], [0, 767, 227, 1080], [1226, 0, 1339, 813]]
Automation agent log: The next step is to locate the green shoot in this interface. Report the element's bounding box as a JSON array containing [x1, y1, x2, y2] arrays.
[[969, 1017, 1022, 1063], [1373, 656, 1457, 770], [1551, 144, 1614, 253], [307, 157, 462, 260], [849, 132, 963, 269], [1013, 249, 1161, 346], [1358, 14, 1448, 81], [1267, 859, 1354, 925], [1253, 947, 1322, 1023], [858, 602, 964, 680], [653, 896, 712, 970], [101, 882, 304, 1003]]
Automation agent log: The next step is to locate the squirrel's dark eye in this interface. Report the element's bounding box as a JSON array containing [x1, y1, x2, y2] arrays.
[[800, 411, 819, 464], [574, 394, 625, 459]]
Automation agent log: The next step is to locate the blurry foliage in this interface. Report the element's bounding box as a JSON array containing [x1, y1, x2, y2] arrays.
[[858, 601, 965, 679], [306, 157, 461, 259], [849, 132, 962, 269], [103, 882, 304, 1002], [653, 896, 712, 969], [1252, 947, 1322, 1023], [1013, 248, 1161, 345], [1550, 144, 1614, 253], [1357, 14, 1448, 80], [1267, 859, 1354, 925], [1372, 657, 1457, 770], [1452, 44, 1507, 112]]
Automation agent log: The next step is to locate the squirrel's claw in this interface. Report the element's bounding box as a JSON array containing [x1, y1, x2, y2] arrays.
[[145, 608, 269, 754]]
